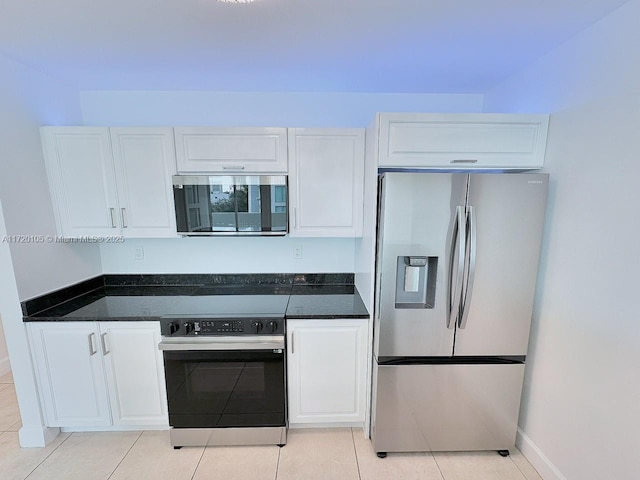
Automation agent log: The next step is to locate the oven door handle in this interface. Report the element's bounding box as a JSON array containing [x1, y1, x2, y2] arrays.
[[158, 335, 285, 351]]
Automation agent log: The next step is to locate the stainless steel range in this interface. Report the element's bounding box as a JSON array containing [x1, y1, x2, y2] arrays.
[[158, 295, 288, 448]]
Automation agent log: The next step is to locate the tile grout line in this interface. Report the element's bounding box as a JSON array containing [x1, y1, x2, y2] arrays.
[[105, 430, 144, 480], [274, 445, 282, 480], [511, 456, 530, 480], [24, 430, 74, 480], [510, 451, 539, 480], [350, 428, 363, 480], [431, 452, 448, 480], [189, 444, 208, 480]]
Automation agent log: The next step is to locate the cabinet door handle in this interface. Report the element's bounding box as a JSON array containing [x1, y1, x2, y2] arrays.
[[88, 333, 97, 356], [100, 332, 110, 355], [121, 208, 128, 228], [222, 165, 245, 171], [450, 159, 479, 164], [291, 332, 294, 354], [109, 208, 117, 228]]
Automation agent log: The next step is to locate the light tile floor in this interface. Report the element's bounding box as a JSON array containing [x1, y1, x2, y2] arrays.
[[0, 371, 543, 480]]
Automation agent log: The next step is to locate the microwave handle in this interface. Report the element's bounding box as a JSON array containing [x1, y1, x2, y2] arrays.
[[221, 165, 246, 171]]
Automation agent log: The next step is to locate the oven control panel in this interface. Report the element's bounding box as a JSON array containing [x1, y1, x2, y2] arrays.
[[161, 317, 284, 336], [198, 320, 244, 334]]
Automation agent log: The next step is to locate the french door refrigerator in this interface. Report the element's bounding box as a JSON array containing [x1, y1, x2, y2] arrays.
[[371, 172, 548, 456]]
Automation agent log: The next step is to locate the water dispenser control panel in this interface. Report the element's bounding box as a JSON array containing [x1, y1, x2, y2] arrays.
[[395, 256, 437, 309]]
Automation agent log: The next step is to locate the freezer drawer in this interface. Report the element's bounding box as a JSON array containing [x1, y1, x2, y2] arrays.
[[371, 362, 525, 453]]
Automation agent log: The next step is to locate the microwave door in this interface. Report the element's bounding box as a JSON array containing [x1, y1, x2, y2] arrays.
[[173, 175, 288, 236]]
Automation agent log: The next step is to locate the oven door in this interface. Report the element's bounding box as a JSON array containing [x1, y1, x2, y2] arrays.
[[159, 336, 286, 429]]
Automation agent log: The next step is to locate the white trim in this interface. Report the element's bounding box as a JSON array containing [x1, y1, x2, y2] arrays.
[[60, 425, 169, 432], [0, 356, 10, 377], [288, 422, 364, 429], [516, 428, 568, 480], [18, 426, 60, 448]]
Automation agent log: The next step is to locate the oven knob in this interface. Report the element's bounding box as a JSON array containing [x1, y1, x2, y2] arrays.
[[266, 321, 278, 333], [168, 322, 180, 335], [183, 322, 194, 335], [252, 321, 264, 334]]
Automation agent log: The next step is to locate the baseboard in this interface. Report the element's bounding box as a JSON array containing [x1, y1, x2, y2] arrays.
[[0, 356, 10, 377], [516, 428, 568, 480], [18, 425, 60, 448], [60, 424, 169, 432], [288, 422, 364, 429]]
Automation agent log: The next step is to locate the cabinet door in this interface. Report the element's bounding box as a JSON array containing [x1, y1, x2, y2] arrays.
[[288, 129, 365, 237], [41, 127, 120, 237], [287, 319, 367, 425], [28, 322, 111, 427], [378, 113, 549, 169], [110, 128, 178, 238], [100, 322, 168, 426], [174, 127, 288, 173]]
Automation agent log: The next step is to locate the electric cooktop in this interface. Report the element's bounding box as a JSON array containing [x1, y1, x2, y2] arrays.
[[62, 285, 290, 320]]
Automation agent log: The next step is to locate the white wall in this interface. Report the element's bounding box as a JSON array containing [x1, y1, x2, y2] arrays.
[[484, 2, 640, 479], [0, 53, 103, 446], [101, 237, 355, 274], [0, 199, 59, 446], [83, 91, 484, 275], [0, 54, 103, 301], [0, 314, 9, 377], [80, 91, 483, 127]]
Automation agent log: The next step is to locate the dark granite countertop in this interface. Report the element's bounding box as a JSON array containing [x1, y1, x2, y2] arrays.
[[22, 274, 369, 322], [285, 285, 369, 319]]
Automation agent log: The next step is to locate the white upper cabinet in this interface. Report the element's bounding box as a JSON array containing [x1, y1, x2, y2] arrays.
[[288, 128, 365, 237], [41, 127, 119, 237], [41, 127, 177, 238], [174, 127, 288, 173], [109, 128, 177, 237], [377, 113, 549, 169]]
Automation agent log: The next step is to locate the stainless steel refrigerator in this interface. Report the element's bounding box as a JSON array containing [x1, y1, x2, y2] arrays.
[[371, 172, 548, 456]]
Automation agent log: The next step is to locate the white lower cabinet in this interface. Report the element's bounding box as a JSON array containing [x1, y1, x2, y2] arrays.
[[28, 321, 168, 428], [287, 319, 368, 426]]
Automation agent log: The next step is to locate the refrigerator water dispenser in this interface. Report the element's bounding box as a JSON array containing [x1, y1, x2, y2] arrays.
[[395, 256, 438, 309]]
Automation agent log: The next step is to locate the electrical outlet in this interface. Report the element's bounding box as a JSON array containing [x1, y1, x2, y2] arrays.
[[134, 246, 145, 261], [293, 246, 303, 259]]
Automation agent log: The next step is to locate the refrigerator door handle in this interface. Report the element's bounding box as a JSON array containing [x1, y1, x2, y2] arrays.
[[448, 205, 466, 329], [459, 205, 477, 329]]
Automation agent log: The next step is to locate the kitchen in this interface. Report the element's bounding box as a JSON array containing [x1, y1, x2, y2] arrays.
[[1, 1, 639, 479]]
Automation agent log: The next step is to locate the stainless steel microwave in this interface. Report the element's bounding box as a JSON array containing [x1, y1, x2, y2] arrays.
[[173, 175, 288, 236]]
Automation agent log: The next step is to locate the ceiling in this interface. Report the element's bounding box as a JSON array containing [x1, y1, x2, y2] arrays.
[[0, 0, 630, 93]]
